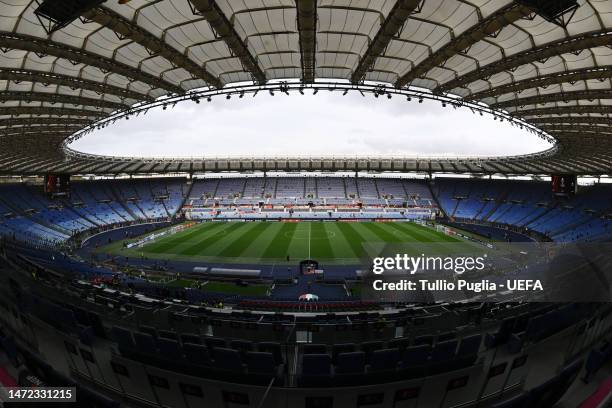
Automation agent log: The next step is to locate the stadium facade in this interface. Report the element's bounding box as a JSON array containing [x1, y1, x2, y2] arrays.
[[0, 1, 611, 408]]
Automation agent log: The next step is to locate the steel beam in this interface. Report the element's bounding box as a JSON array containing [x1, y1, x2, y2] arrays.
[[436, 29, 612, 93], [468, 65, 612, 100], [351, 0, 423, 83], [82, 6, 222, 88], [0, 32, 184, 94], [0, 91, 128, 111], [0, 68, 152, 101], [395, 3, 533, 88], [296, 0, 317, 83], [188, 0, 266, 83], [528, 116, 612, 126], [492, 90, 612, 109], [515, 105, 612, 117], [0, 117, 93, 128], [0, 106, 106, 117]]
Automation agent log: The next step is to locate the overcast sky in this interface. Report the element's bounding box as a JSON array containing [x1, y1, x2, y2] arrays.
[[71, 91, 552, 159]]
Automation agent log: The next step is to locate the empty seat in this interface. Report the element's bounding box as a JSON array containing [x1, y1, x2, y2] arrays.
[[388, 338, 410, 350], [303, 344, 327, 354], [370, 348, 400, 372], [332, 343, 356, 363], [458, 334, 482, 355], [401, 345, 431, 368], [361, 341, 383, 359], [157, 330, 178, 341], [156, 338, 182, 360], [213, 347, 243, 372], [431, 340, 457, 362], [258, 342, 282, 364], [246, 351, 276, 374], [413, 335, 434, 346], [205, 337, 226, 350], [139, 325, 157, 338], [182, 343, 210, 366], [438, 332, 457, 342], [302, 354, 331, 376], [133, 332, 157, 355], [180, 333, 201, 345], [231, 339, 253, 353], [335, 352, 365, 374], [110, 326, 134, 352]]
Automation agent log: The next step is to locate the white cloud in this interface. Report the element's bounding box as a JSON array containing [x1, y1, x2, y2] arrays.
[[71, 92, 552, 158]]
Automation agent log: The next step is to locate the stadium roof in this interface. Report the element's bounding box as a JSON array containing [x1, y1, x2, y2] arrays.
[[0, 0, 610, 176]]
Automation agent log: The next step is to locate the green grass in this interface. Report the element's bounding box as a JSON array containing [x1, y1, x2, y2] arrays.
[[100, 220, 476, 265], [167, 278, 270, 295]]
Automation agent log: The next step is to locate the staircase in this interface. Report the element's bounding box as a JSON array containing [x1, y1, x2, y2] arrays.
[[426, 179, 447, 217]]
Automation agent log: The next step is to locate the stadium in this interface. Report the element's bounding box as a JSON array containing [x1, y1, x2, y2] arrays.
[[0, 0, 611, 407]]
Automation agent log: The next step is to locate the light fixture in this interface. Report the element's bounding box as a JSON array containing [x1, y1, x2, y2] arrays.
[[313, 89, 318, 95], [343, 89, 348, 96], [269, 90, 274, 96], [299, 88, 304, 95], [207, 96, 212, 102], [226, 94, 231, 99]]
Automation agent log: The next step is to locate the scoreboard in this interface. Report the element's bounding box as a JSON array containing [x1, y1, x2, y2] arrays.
[[44, 174, 71, 196], [551, 175, 577, 197]]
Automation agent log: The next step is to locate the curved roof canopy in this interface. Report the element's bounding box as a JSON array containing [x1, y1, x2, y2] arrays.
[[0, 0, 610, 176]]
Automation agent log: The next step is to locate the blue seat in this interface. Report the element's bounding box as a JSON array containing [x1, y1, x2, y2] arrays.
[[205, 337, 226, 350], [213, 347, 243, 372], [182, 343, 210, 366], [413, 335, 434, 346], [110, 326, 134, 352], [401, 345, 431, 368], [431, 340, 457, 363], [370, 348, 400, 372], [335, 352, 365, 374], [246, 351, 276, 374], [303, 344, 327, 354], [157, 330, 178, 341], [332, 343, 356, 363], [231, 339, 253, 353], [157, 338, 182, 360], [133, 332, 157, 355], [180, 333, 201, 345], [258, 342, 282, 364], [491, 393, 530, 408], [458, 334, 482, 355], [302, 354, 331, 376]]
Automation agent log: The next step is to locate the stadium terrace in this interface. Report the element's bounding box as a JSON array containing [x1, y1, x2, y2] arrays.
[[0, 1, 611, 408]]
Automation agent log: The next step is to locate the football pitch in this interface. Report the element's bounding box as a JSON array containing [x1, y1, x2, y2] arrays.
[[103, 221, 471, 265]]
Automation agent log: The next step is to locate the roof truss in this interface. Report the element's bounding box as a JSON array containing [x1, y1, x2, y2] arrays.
[[296, 0, 317, 83], [0, 32, 183, 94], [469, 65, 612, 100], [493, 89, 612, 109], [0, 117, 93, 128], [0, 68, 152, 101], [82, 6, 222, 88], [528, 116, 612, 126], [0, 106, 106, 118], [351, 0, 423, 83], [188, 0, 266, 83], [436, 29, 612, 94], [0, 91, 128, 111], [395, 3, 534, 88]]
